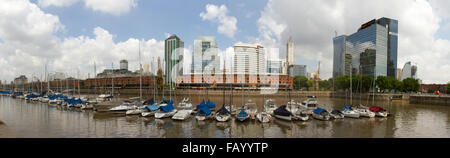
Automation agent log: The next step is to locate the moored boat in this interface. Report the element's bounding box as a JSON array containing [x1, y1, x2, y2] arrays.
[[215, 105, 231, 122], [343, 106, 360, 118], [154, 101, 177, 119], [256, 112, 272, 123], [273, 105, 292, 121], [369, 106, 388, 117], [312, 107, 330, 121], [330, 110, 345, 119], [236, 106, 250, 122]]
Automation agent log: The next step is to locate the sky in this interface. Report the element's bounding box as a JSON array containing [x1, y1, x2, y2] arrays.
[[0, 0, 449, 84]]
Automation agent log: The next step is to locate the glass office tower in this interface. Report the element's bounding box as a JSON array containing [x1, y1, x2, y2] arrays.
[[333, 17, 397, 78]]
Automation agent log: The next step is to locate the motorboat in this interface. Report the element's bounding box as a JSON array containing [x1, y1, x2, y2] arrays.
[[154, 101, 177, 119], [273, 105, 292, 121], [356, 106, 375, 118], [292, 110, 309, 121], [263, 99, 278, 115], [286, 100, 299, 114], [96, 94, 113, 102], [256, 112, 273, 123], [330, 110, 345, 119], [369, 106, 388, 117], [236, 106, 250, 122], [312, 107, 331, 121], [215, 105, 231, 122], [299, 96, 318, 114], [343, 106, 360, 118]]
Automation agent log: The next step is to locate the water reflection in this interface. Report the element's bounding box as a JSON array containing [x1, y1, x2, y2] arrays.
[[0, 96, 449, 138]]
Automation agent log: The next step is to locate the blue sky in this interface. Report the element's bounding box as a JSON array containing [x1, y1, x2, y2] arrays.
[[36, 0, 269, 50]]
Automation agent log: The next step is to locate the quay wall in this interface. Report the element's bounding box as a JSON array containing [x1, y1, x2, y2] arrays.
[[409, 95, 450, 106]]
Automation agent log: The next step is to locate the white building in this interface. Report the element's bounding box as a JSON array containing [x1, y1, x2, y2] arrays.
[[234, 43, 266, 75], [401, 61, 418, 80], [192, 36, 219, 75]]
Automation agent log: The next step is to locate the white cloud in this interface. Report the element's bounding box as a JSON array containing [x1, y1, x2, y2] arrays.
[[256, 0, 450, 84], [37, 0, 79, 7], [37, 0, 137, 16], [0, 0, 163, 82], [200, 4, 238, 39], [84, 0, 137, 16]]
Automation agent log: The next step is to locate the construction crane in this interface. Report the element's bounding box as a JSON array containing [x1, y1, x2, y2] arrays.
[[314, 61, 320, 91]]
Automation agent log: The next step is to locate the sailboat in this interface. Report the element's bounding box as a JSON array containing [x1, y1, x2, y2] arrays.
[[263, 98, 277, 116], [142, 66, 159, 117], [273, 105, 292, 121], [342, 63, 360, 118], [236, 80, 249, 122], [154, 100, 177, 119], [215, 64, 231, 122], [257, 92, 272, 123]]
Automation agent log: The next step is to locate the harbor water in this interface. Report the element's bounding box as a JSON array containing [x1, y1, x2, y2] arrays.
[[0, 95, 449, 138]]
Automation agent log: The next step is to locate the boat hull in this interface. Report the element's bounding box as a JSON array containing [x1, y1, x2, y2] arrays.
[[312, 113, 330, 121], [274, 115, 291, 121], [154, 110, 177, 119]]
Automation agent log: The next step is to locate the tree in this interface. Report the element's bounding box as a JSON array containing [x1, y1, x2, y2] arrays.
[[335, 75, 350, 91], [293, 76, 309, 90], [402, 78, 419, 92]]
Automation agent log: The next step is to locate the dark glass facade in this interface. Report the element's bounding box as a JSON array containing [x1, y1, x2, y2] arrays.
[[333, 17, 397, 78]]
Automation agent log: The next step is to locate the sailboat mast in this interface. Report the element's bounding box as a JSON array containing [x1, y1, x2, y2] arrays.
[[350, 63, 352, 105], [77, 70, 80, 98], [94, 61, 97, 96], [139, 40, 142, 101]]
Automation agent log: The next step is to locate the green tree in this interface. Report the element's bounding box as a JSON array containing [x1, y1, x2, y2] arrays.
[[293, 76, 308, 90], [402, 78, 419, 92], [335, 75, 350, 91]]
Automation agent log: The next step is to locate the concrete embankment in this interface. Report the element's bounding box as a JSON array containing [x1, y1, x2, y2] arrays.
[[410, 95, 450, 106]]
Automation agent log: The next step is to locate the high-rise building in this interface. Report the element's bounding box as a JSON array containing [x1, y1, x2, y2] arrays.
[[234, 43, 266, 75], [164, 35, 184, 84], [288, 65, 307, 77], [400, 61, 417, 80], [267, 59, 284, 75], [333, 17, 398, 78], [192, 36, 218, 75], [286, 37, 294, 74], [396, 68, 402, 80]]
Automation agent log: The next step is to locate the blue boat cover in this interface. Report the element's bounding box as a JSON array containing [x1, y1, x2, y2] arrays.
[[0, 91, 11, 94], [160, 103, 174, 112], [197, 105, 211, 116], [26, 94, 39, 98], [162, 99, 173, 104], [49, 94, 67, 100], [146, 103, 159, 111], [344, 105, 353, 111], [216, 105, 230, 114], [313, 108, 325, 115], [196, 101, 207, 110], [237, 106, 248, 118], [206, 100, 216, 109], [274, 105, 291, 116], [64, 98, 84, 105]]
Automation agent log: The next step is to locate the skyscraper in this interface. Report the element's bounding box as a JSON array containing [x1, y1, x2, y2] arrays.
[[234, 43, 266, 75], [333, 17, 398, 78], [164, 35, 184, 84], [192, 36, 218, 75], [286, 37, 294, 75]]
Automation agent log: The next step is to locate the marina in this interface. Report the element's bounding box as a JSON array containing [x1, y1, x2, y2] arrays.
[[0, 94, 448, 138]]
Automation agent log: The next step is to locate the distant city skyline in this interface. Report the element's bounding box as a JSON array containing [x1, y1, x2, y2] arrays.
[[0, 0, 449, 84]]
